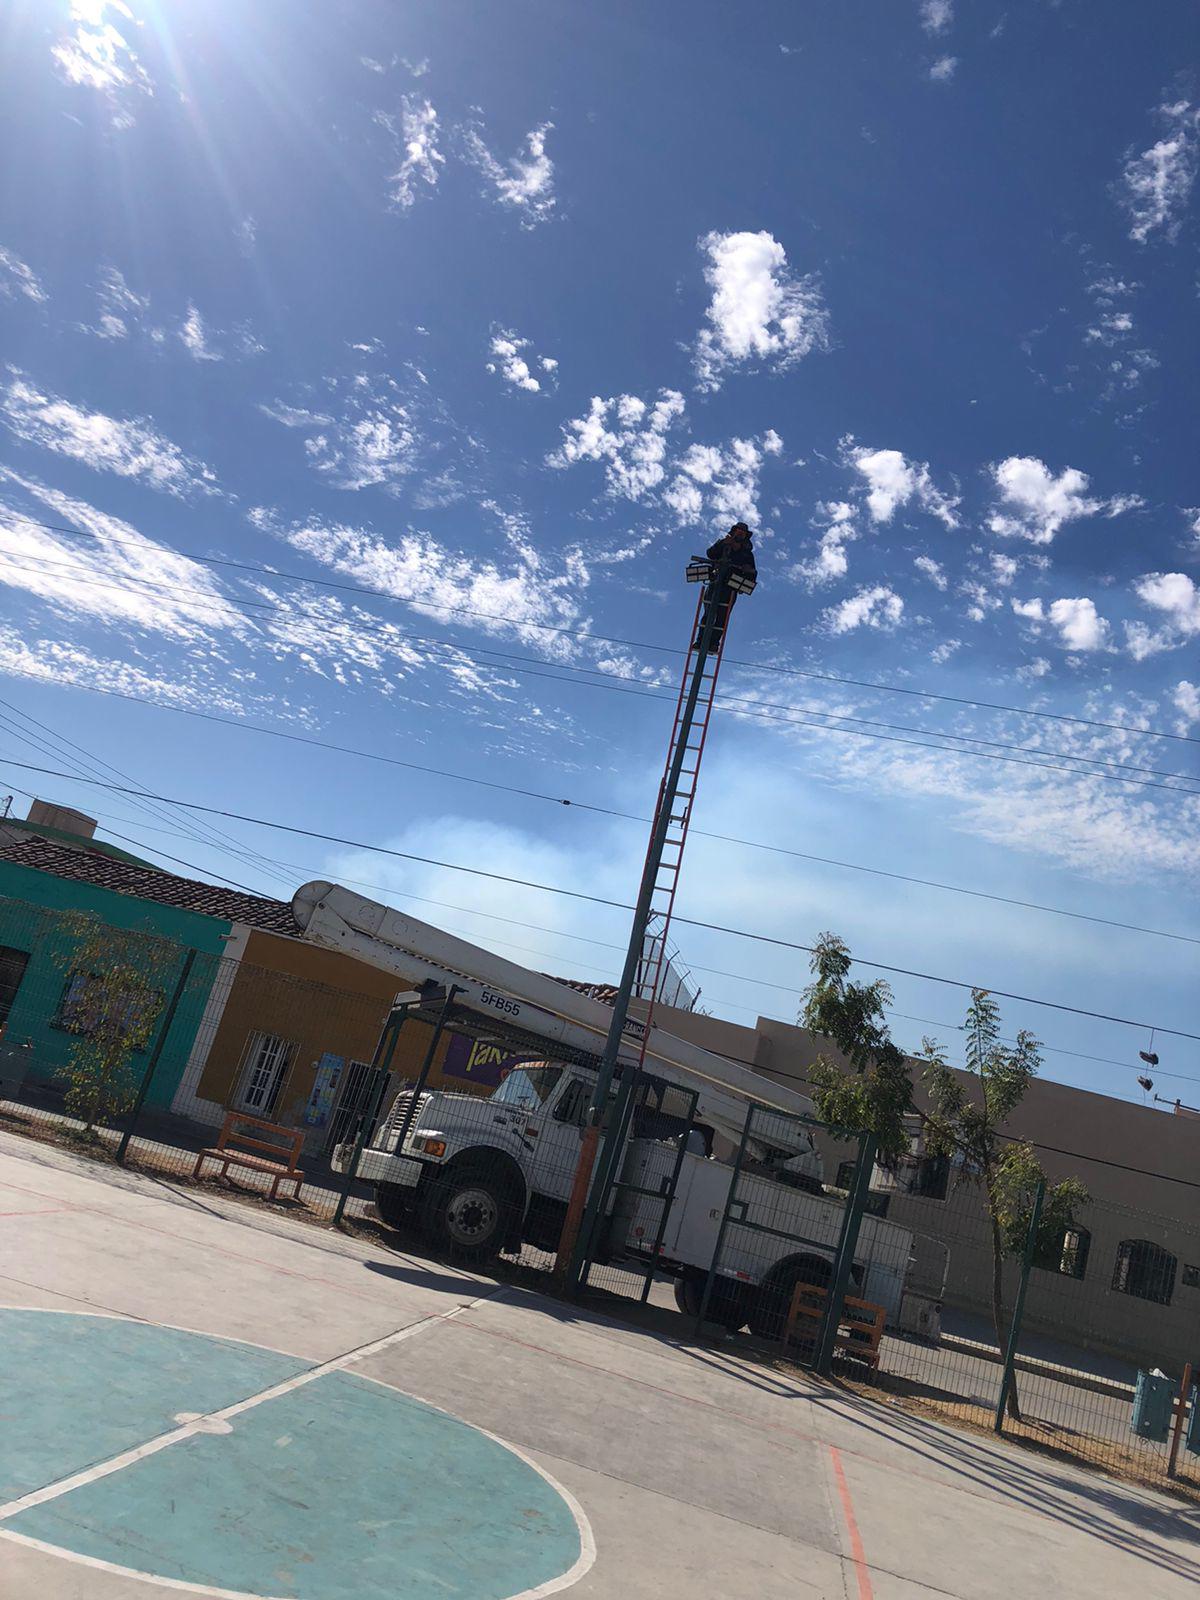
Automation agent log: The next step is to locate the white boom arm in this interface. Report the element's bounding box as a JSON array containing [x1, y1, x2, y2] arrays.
[[291, 881, 815, 1156]]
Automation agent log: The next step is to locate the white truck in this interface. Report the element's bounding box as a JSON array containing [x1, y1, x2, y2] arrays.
[[296, 882, 915, 1337]]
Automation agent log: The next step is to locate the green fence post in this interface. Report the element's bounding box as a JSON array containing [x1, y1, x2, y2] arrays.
[[994, 1178, 1045, 1433], [814, 1130, 878, 1375], [116, 949, 196, 1165]]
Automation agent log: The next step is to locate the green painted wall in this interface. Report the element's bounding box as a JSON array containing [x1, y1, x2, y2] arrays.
[[0, 862, 230, 1112]]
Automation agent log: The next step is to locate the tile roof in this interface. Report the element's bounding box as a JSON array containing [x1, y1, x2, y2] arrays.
[[547, 974, 619, 1006], [0, 837, 297, 936]]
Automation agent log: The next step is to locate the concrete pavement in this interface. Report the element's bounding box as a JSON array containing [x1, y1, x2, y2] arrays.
[[1, 1130, 1197, 1600]]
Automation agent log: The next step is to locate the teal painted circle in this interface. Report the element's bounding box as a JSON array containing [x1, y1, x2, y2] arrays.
[[0, 1309, 587, 1599]]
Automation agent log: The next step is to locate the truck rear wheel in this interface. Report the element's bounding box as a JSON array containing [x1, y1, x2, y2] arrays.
[[750, 1256, 832, 1343], [674, 1271, 747, 1333], [373, 1182, 410, 1231], [421, 1166, 516, 1264]]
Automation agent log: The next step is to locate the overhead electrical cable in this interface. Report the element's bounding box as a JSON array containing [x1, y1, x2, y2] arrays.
[[0, 754, 1196, 1043], [2, 504, 1196, 746], [2, 677, 1194, 946], [2, 551, 1198, 795]]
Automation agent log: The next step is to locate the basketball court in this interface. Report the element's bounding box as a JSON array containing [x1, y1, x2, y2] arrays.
[[2, 1130, 1198, 1600]]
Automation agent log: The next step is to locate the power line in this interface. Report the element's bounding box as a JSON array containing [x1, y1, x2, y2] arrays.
[[5, 673, 1195, 947], [0, 777, 262, 894], [23, 789, 1200, 1085], [0, 697, 294, 890], [3, 503, 1196, 747], [4, 550, 1199, 795], [9, 775, 1195, 1100], [0, 753, 1196, 1044]]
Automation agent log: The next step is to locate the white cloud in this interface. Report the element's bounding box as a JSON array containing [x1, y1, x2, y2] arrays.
[[930, 638, 961, 664], [1173, 681, 1200, 732], [1118, 98, 1198, 244], [402, 57, 430, 78], [0, 247, 47, 305], [51, 0, 154, 128], [693, 230, 831, 392], [842, 439, 959, 527], [0, 470, 241, 639], [929, 55, 957, 81], [261, 373, 420, 492], [1085, 311, 1135, 345], [960, 580, 1000, 622], [1, 371, 222, 498], [1048, 596, 1109, 651], [662, 435, 780, 527], [920, 0, 953, 33], [486, 328, 554, 393], [1017, 656, 1051, 681], [549, 390, 781, 527], [914, 554, 947, 589], [549, 390, 684, 502], [822, 585, 904, 634], [1128, 571, 1200, 659], [248, 504, 592, 661], [179, 303, 220, 361], [77, 271, 263, 359], [793, 502, 857, 588], [1012, 595, 1109, 651], [379, 99, 444, 210], [987, 456, 1137, 544], [990, 553, 1018, 586], [80, 265, 151, 340], [461, 120, 556, 226]]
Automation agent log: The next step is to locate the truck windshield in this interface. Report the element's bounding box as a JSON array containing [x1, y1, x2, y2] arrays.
[[490, 1065, 562, 1110]]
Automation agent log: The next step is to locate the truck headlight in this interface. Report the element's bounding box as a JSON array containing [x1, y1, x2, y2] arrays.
[[413, 1135, 446, 1158]]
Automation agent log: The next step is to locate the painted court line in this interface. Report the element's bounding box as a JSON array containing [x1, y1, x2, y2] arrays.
[[829, 1445, 874, 1600], [0, 1286, 508, 1523]]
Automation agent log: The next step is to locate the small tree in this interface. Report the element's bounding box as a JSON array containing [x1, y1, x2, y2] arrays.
[[51, 914, 175, 1139], [919, 989, 1088, 1420], [801, 933, 913, 1160]]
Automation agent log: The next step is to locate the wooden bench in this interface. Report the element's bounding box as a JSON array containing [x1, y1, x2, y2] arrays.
[[784, 1283, 887, 1371], [193, 1111, 306, 1202]]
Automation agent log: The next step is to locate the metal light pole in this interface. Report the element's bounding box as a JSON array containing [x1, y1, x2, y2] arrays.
[[557, 553, 747, 1288]]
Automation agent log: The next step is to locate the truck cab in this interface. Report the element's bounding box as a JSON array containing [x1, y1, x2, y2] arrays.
[[334, 1055, 826, 1267]]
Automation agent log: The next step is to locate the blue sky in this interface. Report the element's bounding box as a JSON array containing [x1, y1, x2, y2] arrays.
[[0, 0, 1197, 1106]]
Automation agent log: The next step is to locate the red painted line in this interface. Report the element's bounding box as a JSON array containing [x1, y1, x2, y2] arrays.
[[829, 1445, 874, 1600], [0, 1205, 76, 1217]]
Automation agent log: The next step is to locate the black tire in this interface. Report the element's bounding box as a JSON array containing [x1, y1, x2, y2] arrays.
[[749, 1255, 832, 1343], [373, 1182, 411, 1231], [420, 1165, 519, 1264], [674, 1271, 747, 1333]]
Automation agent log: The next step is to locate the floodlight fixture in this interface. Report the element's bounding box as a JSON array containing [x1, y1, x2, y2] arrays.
[[685, 557, 712, 584]]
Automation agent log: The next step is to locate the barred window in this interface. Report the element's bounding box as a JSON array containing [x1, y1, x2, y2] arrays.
[[1112, 1239, 1176, 1306]]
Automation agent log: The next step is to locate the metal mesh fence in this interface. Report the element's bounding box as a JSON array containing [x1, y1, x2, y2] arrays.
[[3, 891, 1199, 1493], [1004, 1193, 1200, 1486]]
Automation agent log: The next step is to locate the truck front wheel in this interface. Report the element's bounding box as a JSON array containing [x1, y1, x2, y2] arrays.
[[373, 1182, 411, 1231], [421, 1166, 517, 1263]]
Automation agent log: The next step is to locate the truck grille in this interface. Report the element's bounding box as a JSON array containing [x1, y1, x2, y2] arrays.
[[379, 1090, 431, 1149]]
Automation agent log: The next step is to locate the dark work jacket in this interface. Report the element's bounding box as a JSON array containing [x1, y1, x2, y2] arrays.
[[706, 534, 757, 576]]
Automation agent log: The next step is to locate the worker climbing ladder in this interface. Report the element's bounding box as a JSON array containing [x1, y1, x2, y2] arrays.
[[559, 540, 757, 1288]]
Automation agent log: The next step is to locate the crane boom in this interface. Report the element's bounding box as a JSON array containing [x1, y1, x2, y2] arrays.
[[291, 880, 816, 1155]]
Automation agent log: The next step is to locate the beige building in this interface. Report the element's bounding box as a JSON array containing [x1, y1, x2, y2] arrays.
[[655, 1002, 1200, 1372]]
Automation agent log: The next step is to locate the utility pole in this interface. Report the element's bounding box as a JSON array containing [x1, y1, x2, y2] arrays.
[[556, 542, 756, 1287]]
